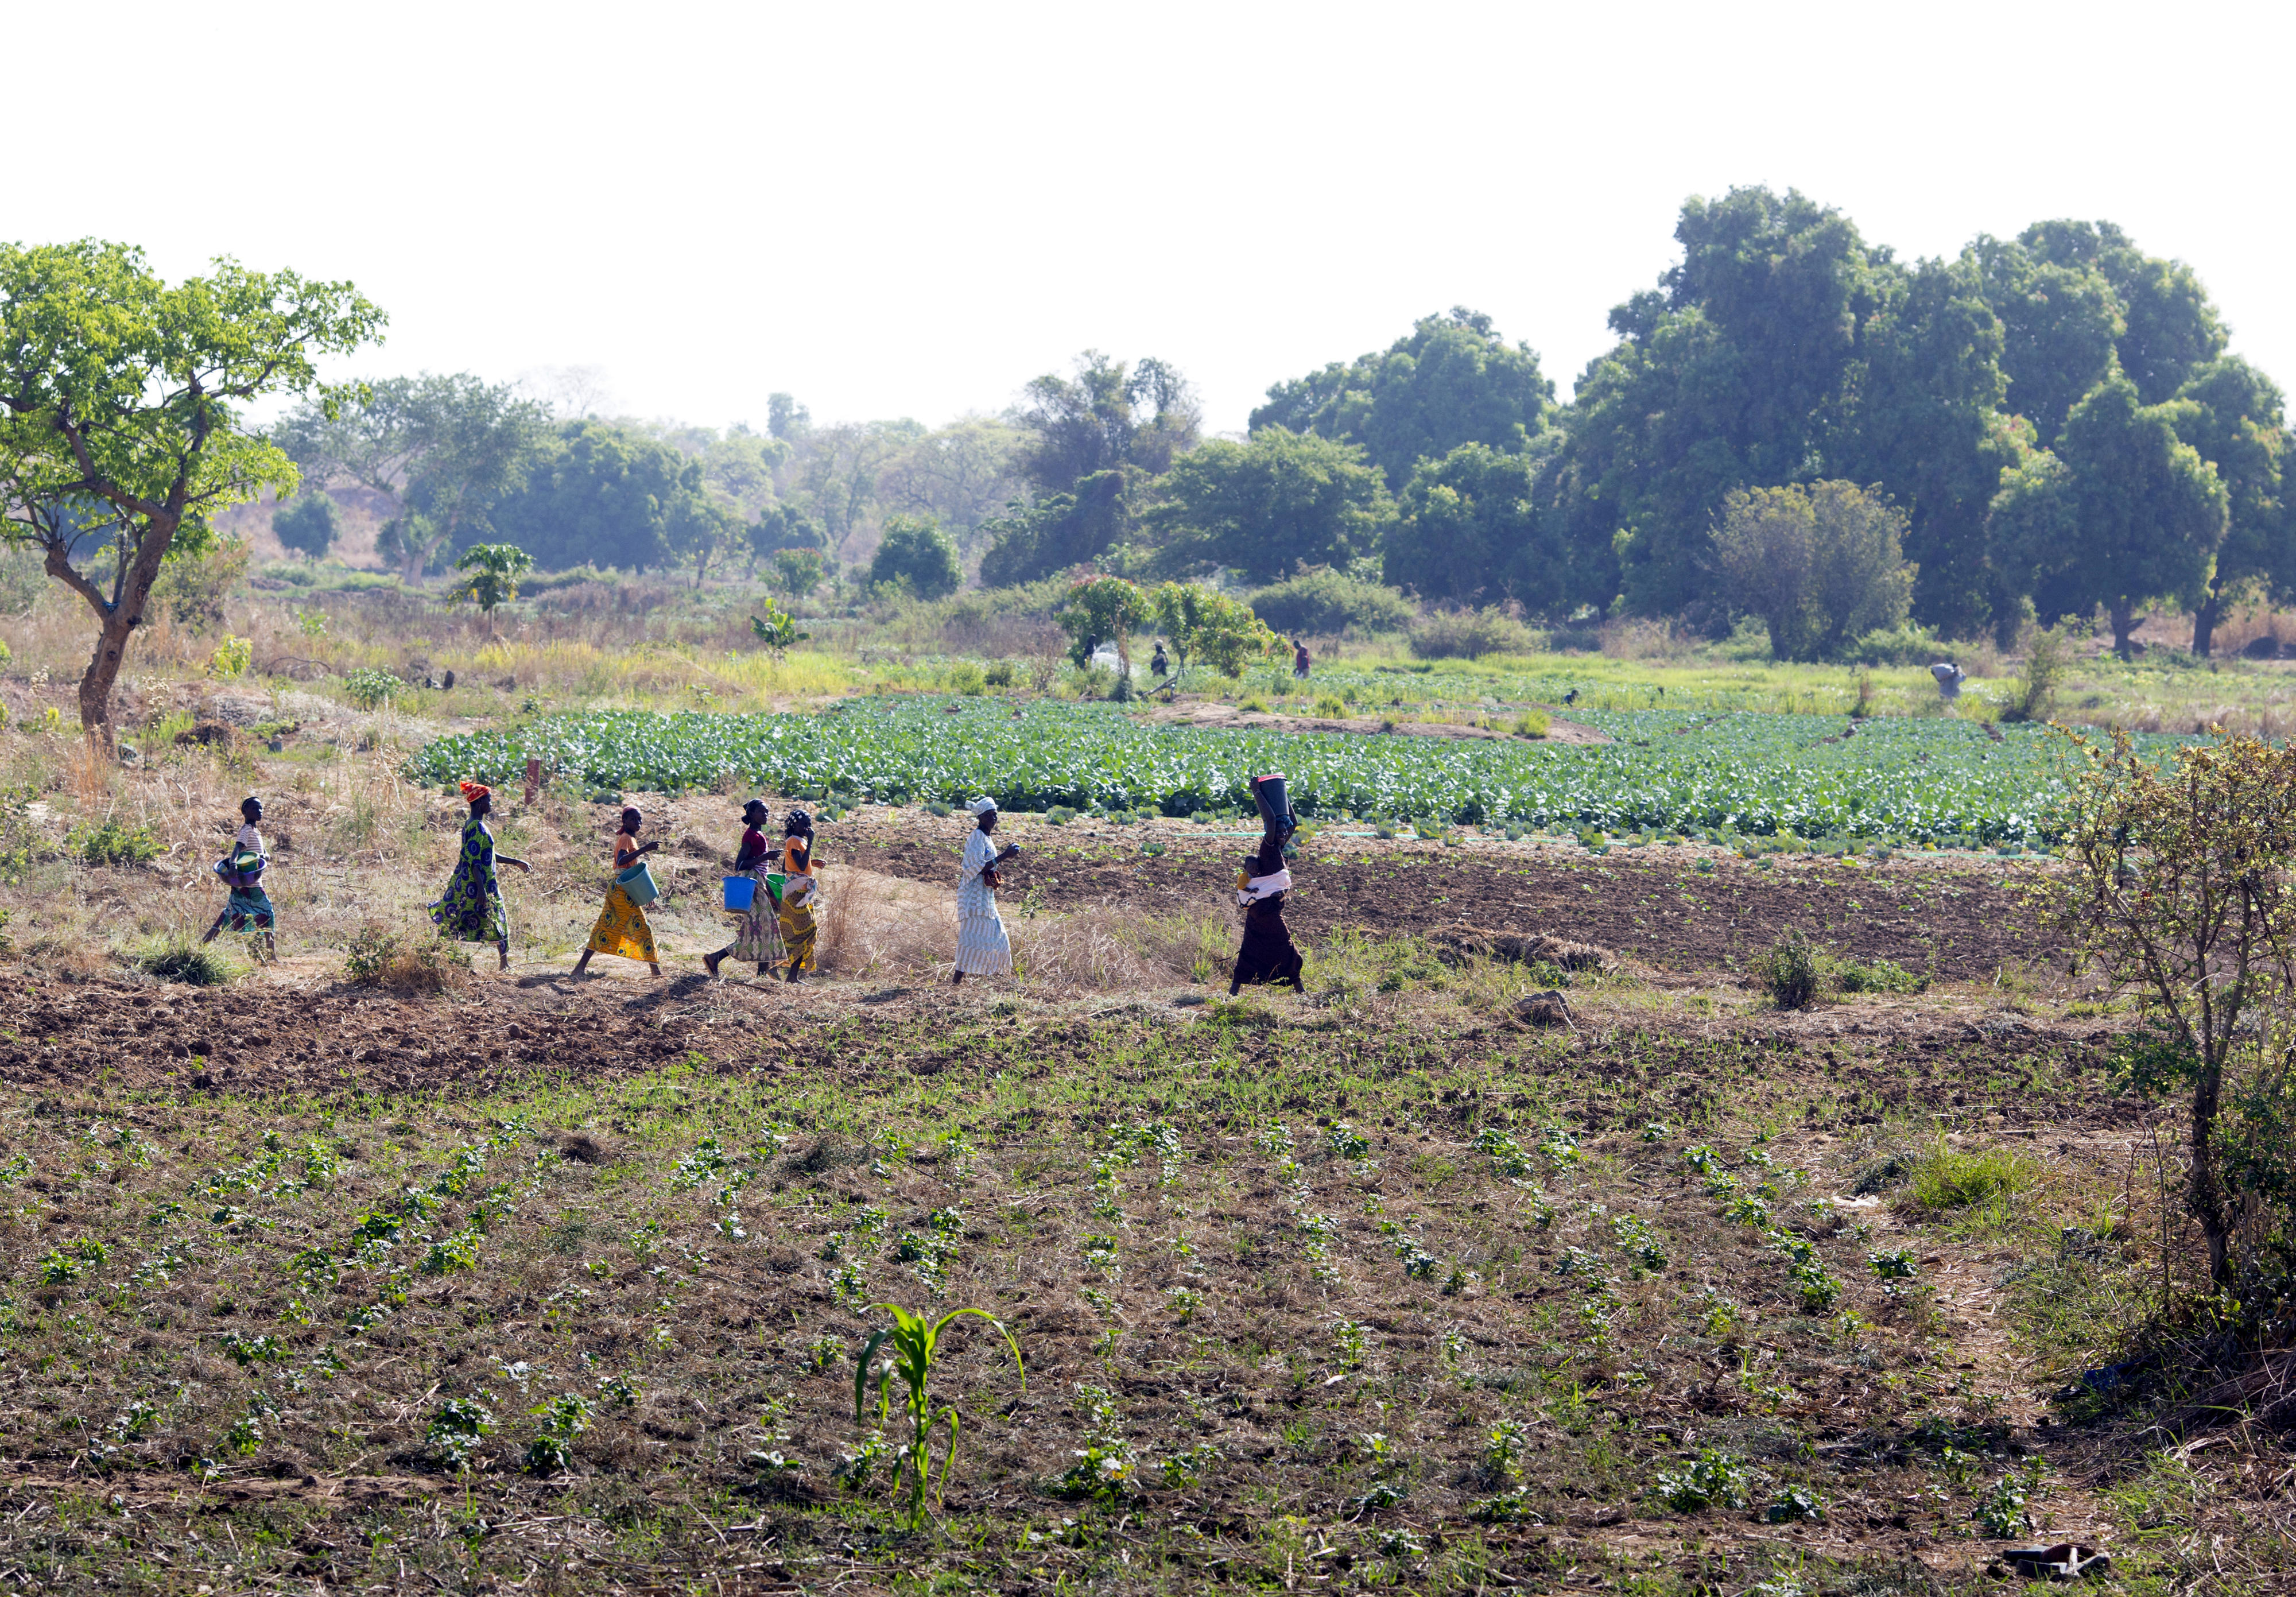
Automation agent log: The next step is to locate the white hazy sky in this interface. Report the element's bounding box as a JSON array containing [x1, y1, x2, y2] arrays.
[[13, 2, 2291, 435]]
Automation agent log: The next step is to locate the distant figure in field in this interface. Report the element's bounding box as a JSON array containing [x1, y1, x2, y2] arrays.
[[203, 795, 276, 962], [1150, 640, 1169, 680], [952, 798, 1021, 985], [1931, 661, 1965, 706], [1292, 638, 1311, 680]]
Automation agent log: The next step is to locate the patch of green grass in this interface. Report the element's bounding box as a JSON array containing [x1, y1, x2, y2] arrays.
[[137, 938, 234, 986], [1910, 1137, 2041, 1220]]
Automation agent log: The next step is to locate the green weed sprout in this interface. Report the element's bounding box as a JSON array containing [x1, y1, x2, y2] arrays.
[[855, 1302, 1024, 1529]]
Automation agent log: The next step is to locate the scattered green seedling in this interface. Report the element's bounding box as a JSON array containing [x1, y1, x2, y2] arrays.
[[855, 1302, 1025, 1529]]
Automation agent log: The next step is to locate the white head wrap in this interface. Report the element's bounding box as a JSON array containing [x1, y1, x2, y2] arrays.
[[967, 796, 998, 816]]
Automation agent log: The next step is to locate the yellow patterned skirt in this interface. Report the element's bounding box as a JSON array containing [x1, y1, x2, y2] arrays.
[[585, 883, 659, 963], [778, 877, 818, 972]]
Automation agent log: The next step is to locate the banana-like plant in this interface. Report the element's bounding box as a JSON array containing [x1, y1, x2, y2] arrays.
[[855, 1302, 1024, 1529]]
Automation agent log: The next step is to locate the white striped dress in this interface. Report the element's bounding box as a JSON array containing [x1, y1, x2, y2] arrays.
[[954, 827, 1012, 976]]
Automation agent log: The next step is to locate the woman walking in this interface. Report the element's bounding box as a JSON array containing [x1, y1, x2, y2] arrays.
[[201, 796, 277, 963], [952, 797, 1020, 985], [430, 781, 531, 971], [705, 799, 784, 979], [1230, 835, 1304, 994], [571, 807, 663, 979], [777, 809, 820, 983]]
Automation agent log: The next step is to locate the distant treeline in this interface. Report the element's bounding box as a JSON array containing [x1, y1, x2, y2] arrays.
[[273, 187, 2289, 656]]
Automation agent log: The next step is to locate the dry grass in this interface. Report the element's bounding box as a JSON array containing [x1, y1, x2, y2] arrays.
[[815, 868, 1231, 992]]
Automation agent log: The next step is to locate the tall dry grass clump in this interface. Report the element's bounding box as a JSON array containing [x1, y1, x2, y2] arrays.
[[813, 869, 1228, 991]]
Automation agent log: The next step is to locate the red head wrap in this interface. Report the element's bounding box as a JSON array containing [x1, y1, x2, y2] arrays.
[[458, 781, 491, 804]]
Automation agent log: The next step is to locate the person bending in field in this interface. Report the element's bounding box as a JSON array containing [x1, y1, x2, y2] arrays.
[[201, 795, 277, 962], [705, 798, 784, 979], [951, 797, 1020, 985], [572, 807, 662, 979], [430, 781, 530, 970], [1230, 834, 1304, 994], [776, 809, 820, 983]]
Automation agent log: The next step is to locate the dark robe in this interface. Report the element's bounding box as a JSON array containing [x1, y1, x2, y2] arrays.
[[1231, 836, 1302, 993], [1231, 895, 1304, 993]]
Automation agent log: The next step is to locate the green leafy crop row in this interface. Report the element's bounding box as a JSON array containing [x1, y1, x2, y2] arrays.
[[409, 697, 2187, 843]]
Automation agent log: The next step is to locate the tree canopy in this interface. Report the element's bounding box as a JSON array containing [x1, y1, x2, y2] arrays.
[[1144, 428, 1390, 584], [1250, 308, 1556, 492], [0, 239, 383, 733]]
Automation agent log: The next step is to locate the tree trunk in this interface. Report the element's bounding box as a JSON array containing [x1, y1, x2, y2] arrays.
[[69, 511, 181, 742], [2192, 585, 2222, 658], [2111, 601, 2139, 661], [2190, 1057, 2234, 1286]]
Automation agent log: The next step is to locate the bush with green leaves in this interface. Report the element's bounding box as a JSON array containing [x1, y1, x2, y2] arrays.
[[1655, 1448, 1750, 1513], [71, 817, 158, 867], [1754, 927, 1821, 1009], [1409, 606, 1538, 661], [342, 667, 405, 710], [1249, 568, 1416, 637]]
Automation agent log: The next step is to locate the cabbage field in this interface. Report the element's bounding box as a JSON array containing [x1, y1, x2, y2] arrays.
[[409, 697, 2188, 843]]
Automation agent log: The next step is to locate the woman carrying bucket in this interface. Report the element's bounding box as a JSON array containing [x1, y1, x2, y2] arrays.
[[571, 807, 663, 979], [705, 799, 784, 979]]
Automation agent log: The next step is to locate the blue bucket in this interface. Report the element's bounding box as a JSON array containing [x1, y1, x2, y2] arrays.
[[722, 875, 757, 912]]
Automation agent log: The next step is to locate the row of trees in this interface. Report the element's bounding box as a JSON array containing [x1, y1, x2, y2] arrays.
[[967, 196, 2283, 660], [262, 190, 2289, 662], [271, 379, 1030, 592]]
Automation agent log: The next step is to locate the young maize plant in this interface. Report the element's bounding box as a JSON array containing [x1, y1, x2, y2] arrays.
[[855, 1302, 1025, 1530]]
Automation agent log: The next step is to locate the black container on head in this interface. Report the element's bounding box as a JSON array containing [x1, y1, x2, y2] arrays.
[[1251, 772, 1294, 844]]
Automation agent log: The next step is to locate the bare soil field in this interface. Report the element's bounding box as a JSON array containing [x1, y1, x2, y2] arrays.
[[2, 797, 2279, 1595]]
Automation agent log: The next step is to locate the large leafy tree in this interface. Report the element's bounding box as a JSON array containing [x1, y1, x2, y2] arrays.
[[1990, 375, 2228, 657], [868, 514, 961, 599], [1143, 427, 1389, 583], [0, 241, 384, 736], [2018, 219, 2227, 404], [2167, 358, 2292, 654], [1385, 442, 1587, 611], [1540, 187, 1886, 618], [487, 421, 702, 572], [1837, 253, 2030, 641], [1709, 481, 1915, 661], [274, 372, 550, 582], [980, 354, 1199, 586], [1250, 308, 1556, 491]]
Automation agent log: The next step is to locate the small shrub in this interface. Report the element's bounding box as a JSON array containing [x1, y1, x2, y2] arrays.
[[1514, 710, 1549, 739], [983, 661, 1016, 689], [1754, 928, 1821, 1009], [71, 817, 159, 867], [1313, 694, 1348, 719], [1409, 606, 1538, 660], [1248, 569, 1415, 637], [343, 924, 470, 994], [1835, 956, 1927, 994], [342, 668, 405, 710], [1655, 1448, 1750, 1513], [205, 634, 253, 678]]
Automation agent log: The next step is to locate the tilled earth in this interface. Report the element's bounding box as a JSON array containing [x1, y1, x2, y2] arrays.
[[2, 829, 2243, 1594]]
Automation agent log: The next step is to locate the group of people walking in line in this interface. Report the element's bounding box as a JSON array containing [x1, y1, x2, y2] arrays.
[[204, 773, 1306, 997]]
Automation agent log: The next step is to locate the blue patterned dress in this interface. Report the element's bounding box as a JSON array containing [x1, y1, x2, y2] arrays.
[[430, 814, 506, 942]]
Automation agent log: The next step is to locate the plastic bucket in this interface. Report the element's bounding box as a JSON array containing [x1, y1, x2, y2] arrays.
[[616, 861, 660, 908], [1252, 772, 1294, 836], [722, 875, 757, 912]]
